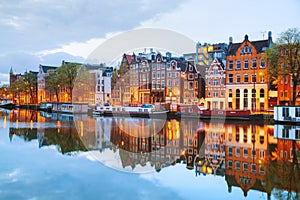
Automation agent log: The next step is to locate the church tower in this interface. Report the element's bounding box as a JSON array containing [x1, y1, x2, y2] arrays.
[[9, 67, 14, 86]]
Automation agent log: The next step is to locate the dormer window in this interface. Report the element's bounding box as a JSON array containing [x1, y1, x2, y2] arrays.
[[241, 45, 252, 55], [189, 65, 193, 72], [171, 60, 177, 70]]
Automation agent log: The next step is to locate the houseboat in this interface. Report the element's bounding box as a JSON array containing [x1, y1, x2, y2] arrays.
[[274, 106, 300, 124], [175, 104, 205, 118], [199, 109, 251, 120], [39, 102, 53, 112], [0, 99, 15, 109], [52, 103, 88, 114], [93, 104, 168, 118]]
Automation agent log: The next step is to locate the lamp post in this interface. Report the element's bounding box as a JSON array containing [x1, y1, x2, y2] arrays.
[[57, 84, 60, 102]]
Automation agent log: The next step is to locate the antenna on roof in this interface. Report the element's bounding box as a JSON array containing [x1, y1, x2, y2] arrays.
[[261, 31, 267, 39]]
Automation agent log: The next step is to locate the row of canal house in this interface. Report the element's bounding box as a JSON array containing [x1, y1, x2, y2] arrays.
[[112, 32, 274, 112], [111, 50, 203, 106]]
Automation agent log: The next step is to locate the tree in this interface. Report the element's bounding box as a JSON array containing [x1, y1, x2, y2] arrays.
[[45, 71, 61, 102], [23, 72, 37, 104], [58, 62, 82, 102], [10, 78, 26, 104], [265, 28, 300, 105]]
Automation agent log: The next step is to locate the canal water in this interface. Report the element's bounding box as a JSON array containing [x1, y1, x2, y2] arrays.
[[0, 109, 299, 200]]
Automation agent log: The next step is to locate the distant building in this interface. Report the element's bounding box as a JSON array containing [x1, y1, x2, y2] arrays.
[[10, 67, 38, 104], [37, 64, 58, 103]]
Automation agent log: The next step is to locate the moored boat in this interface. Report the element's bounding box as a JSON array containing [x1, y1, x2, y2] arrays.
[[52, 103, 88, 114], [93, 104, 168, 118], [0, 100, 15, 109], [199, 109, 251, 120], [274, 106, 300, 124]]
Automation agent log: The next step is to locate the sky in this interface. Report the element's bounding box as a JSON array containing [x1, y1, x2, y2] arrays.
[[1, 0, 300, 84]]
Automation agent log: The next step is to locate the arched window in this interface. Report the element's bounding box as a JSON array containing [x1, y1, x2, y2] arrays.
[[244, 89, 248, 109], [252, 89, 256, 98], [260, 89, 264, 98], [236, 89, 240, 109]]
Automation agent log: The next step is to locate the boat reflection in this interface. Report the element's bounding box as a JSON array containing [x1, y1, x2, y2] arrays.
[[3, 109, 300, 199]]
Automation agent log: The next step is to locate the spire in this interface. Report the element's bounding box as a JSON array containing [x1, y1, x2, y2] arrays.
[[9, 67, 13, 74]]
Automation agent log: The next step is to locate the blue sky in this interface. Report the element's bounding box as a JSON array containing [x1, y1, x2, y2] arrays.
[[1, 0, 300, 84]]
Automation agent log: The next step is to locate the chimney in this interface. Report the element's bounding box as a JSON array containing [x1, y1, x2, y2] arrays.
[[268, 31, 273, 47], [229, 36, 233, 44]]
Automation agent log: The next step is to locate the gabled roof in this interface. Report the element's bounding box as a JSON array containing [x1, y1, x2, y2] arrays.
[[227, 34, 271, 56], [39, 64, 58, 73]]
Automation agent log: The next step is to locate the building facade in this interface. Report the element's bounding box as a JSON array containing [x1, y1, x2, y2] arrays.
[[205, 58, 226, 110], [226, 33, 273, 111]]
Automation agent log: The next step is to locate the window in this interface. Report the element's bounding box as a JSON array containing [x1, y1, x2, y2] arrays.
[[152, 81, 156, 89], [213, 69, 218, 75], [152, 72, 156, 78], [243, 162, 248, 171], [189, 65, 193, 71], [189, 74, 194, 79], [161, 72, 165, 78], [259, 73, 264, 83], [244, 89, 248, 109], [174, 80, 179, 86], [251, 164, 256, 172], [244, 149, 248, 158], [235, 161, 240, 170], [260, 89, 264, 98], [252, 59, 257, 68], [213, 80, 219, 86], [228, 146, 233, 156], [260, 59, 265, 68], [229, 89, 232, 97], [157, 72, 160, 79], [244, 60, 248, 69], [228, 160, 232, 169], [162, 80, 165, 88], [188, 82, 194, 90], [213, 90, 218, 97], [236, 74, 241, 83], [283, 107, 289, 117], [244, 74, 248, 83], [228, 74, 233, 83], [282, 128, 289, 138], [236, 147, 240, 156], [228, 61, 233, 70], [296, 130, 300, 139], [236, 60, 241, 70], [296, 108, 300, 117]]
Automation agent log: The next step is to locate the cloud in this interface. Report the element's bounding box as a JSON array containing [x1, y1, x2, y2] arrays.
[[139, 0, 300, 43], [0, 0, 183, 53]]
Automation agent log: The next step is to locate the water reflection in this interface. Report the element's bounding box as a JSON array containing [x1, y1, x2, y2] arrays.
[[2, 109, 300, 199]]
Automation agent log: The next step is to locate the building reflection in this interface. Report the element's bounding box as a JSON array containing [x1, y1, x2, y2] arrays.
[[3, 109, 300, 198]]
